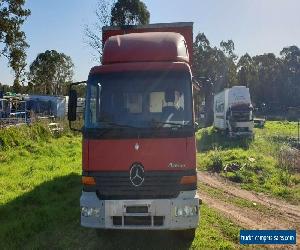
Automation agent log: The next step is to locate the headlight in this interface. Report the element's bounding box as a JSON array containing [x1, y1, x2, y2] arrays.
[[81, 207, 101, 217], [176, 207, 184, 217], [175, 205, 198, 217]]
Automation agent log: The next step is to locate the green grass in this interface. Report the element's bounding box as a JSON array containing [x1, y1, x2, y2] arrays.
[[0, 125, 242, 249], [0, 123, 52, 150], [196, 121, 300, 204]]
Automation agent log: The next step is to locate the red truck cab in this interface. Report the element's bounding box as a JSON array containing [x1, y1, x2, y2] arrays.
[[69, 22, 199, 239]]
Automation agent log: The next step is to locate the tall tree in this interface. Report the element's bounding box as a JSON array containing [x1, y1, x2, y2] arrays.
[[28, 50, 74, 95], [193, 33, 230, 126], [280, 46, 300, 107], [85, 0, 114, 61], [193, 33, 234, 93], [220, 40, 236, 59], [252, 53, 283, 108], [193, 31, 300, 113], [220, 40, 238, 87], [0, 0, 30, 90], [110, 0, 149, 26], [237, 53, 258, 95], [85, 0, 150, 61]]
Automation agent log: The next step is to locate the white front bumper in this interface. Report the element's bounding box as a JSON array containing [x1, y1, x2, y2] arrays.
[[80, 190, 199, 230]]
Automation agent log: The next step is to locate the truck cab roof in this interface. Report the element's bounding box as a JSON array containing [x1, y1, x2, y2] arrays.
[[102, 32, 190, 65]]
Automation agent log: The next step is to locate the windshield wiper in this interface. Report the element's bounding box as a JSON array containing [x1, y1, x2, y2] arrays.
[[100, 121, 141, 130], [150, 121, 191, 128], [90, 122, 141, 138]]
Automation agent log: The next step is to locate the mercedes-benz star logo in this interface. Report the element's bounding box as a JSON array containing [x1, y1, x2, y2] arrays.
[[129, 164, 145, 187]]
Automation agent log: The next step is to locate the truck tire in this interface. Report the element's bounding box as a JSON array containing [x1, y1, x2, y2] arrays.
[[174, 229, 196, 241]]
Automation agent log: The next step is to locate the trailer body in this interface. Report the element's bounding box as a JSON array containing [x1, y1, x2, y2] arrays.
[[214, 86, 253, 136], [26, 95, 66, 118]]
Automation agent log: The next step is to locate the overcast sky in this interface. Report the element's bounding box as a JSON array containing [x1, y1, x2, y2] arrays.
[[1, 0, 300, 85]]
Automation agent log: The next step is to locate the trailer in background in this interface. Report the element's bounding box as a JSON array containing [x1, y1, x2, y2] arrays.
[[0, 98, 29, 127], [214, 86, 254, 137], [25, 95, 66, 118], [0, 99, 9, 118]]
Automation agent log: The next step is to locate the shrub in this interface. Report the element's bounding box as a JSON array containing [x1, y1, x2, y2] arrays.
[[0, 123, 52, 150], [207, 147, 223, 173], [225, 172, 243, 183], [277, 144, 300, 173]]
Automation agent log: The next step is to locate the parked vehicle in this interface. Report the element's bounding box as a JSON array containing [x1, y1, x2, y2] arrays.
[[214, 86, 254, 137], [48, 122, 63, 136], [68, 22, 199, 239], [25, 95, 66, 118], [0, 99, 9, 118], [253, 118, 265, 128]]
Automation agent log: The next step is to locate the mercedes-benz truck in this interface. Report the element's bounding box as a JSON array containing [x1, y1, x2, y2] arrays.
[[68, 22, 199, 239]]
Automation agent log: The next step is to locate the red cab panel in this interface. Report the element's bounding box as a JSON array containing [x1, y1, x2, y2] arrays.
[[83, 137, 196, 172]]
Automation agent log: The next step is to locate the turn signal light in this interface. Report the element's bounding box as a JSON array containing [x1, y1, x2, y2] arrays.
[[82, 176, 96, 185], [180, 175, 197, 185]]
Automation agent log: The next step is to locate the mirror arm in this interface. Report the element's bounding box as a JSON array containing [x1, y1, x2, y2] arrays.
[[69, 81, 87, 90]]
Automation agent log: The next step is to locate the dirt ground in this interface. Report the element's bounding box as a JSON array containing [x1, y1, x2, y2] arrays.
[[197, 171, 300, 248]]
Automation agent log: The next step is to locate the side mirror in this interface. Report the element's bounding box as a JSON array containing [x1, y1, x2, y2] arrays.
[[68, 89, 78, 121]]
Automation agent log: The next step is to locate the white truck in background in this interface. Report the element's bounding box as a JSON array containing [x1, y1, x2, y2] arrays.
[[213, 86, 254, 137]]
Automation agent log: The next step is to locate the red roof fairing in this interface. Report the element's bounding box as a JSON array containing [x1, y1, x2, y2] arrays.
[[102, 32, 189, 65], [102, 22, 193, 63]]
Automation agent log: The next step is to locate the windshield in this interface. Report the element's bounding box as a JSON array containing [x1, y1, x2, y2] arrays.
[[85, 71, 193, 129]]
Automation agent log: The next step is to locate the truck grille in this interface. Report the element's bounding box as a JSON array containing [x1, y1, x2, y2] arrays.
[[126, 206, 148, 213], [83, 170, 196, 200], [112, 216, 164, 226], [124, 216, 151, 226]]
